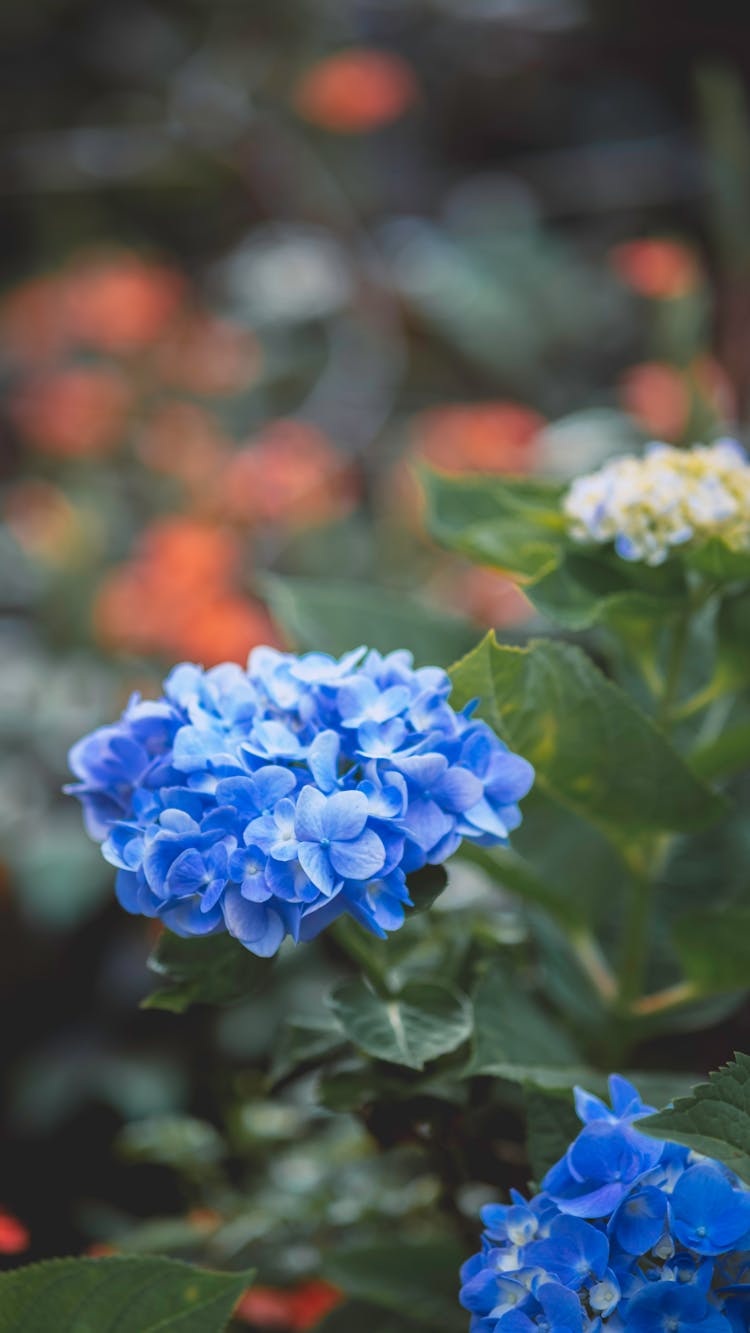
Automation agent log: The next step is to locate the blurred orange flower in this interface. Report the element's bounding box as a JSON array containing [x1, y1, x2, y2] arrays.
[[94, 517, 279, 666], [136, 402, 231, 494], [692, 354, 737, 424], [236, 1280, 342, 1330], [0, 275, 69, 366], [0, 1210, 29, 1255], [10, 365, 132, 458], [219, 420, 358, 528], [455, 567, 533, 628], [4, 480, 80, 564], [610, 239, 700, 300], [65, 252, 185, 352], [412, 402, 545, 473], [295, 48, 417, 132], [619, 362, 690, 441], [154, 314, 262, 396]]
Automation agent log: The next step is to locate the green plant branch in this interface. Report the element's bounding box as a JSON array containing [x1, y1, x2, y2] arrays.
[[628, 980, 699, 1017]]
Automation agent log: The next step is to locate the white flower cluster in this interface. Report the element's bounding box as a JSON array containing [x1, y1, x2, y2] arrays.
[[563, 439, 750, 566]]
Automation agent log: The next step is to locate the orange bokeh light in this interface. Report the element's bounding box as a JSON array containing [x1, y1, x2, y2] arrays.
[[610, 239, 700, 300], [64, 252, 185, 352], [154, 313, 262, 396], [10, 365, 132, 458], [295, 48, 417, 133], [412, 402, 545, 474], [219, 420, 358, 529], [0, 1210, 29, 1255], [235, 1281, 343, 1330], [619, 362, 690, 441]]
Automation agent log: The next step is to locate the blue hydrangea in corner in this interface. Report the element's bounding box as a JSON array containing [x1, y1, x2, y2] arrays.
[[66, 646, 534, 956], [460, 1075, 750, 1332]]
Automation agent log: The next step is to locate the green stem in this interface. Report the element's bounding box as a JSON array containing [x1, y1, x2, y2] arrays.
[[617, 866, 653, 1011], [657, 609, 691, 728]]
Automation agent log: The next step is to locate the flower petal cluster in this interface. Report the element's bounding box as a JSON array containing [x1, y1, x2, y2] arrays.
[[563, 440, 750, 566], [66, 646, 534, 956], [460, 1076, 750, 1332]]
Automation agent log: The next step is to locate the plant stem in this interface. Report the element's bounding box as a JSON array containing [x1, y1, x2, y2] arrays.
[[617, 866, 653, 1011], [569, 929, 617, 1003], [629, 980, 698, 1017], [658, 609, 691, 728]]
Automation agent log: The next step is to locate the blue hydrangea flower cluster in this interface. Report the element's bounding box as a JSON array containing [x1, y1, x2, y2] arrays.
[[66, 646, 534, 956], [460, 1076, 750, 1332]]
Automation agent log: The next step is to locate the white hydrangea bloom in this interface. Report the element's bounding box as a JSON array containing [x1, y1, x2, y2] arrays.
[[563, 439, 750, 566]]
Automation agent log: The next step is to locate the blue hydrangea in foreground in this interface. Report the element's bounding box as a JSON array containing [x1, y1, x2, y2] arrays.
[[66, 646, 534, 956], [460, 1075, 750, 1332], [564, 439, 750, 567]]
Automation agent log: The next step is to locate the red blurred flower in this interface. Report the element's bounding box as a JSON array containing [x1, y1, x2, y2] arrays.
[[619, 362, 690, 441], [0, 1210, 29, 1255], [65, 252, 185, 352], [236, 1281, 343, 1330], [412, 402, 544, 474], [219, 420, 358, 529], [10, 365, 132, 458], [154, 314, 262, 396], [610, 239, 700, 300], [94, 517, 279, 666], [295, 48, 417, 132]]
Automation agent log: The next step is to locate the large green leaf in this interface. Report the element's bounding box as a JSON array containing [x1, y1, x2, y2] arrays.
[[527, 552, 683, 632], [525, 1086, 581, 1181], [262, 575, 475, 667], [143, 931, 274, 1013], [270, 1015, 348, 1084], [449, 633, 725, 836], [468, 962, 581, 1076], [324, 1240, 466, 1332], [0, 1255, 251, 1333], [421, 470, 565, 580], [327, 978, 473, 1070], [685, 538, 750, 582], [674, 907, 750, 995], [639, 1055, 750, 1184]]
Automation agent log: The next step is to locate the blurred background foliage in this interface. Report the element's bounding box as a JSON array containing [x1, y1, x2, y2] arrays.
[[2, 0, 750, 1327]]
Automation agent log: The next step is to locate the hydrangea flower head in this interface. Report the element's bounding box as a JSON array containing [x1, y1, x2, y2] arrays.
[[460, 1075, 750, 1332], [563, 440, 750, 567], [66, 646, 534, 956]]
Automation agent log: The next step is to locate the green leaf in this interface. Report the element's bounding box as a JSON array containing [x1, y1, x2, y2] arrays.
[[685, 538, 750, 581], [449, 633, 726, 836], [0, 1255, 252, 1333], [270, 1015, 348, 1084], [525, 1086, 580, 1181], [406, 864, 449, 913], [116, 1115, 225, 1172], [421, 470, 565, 580], [327, 978, 473, 1070], [674, 907, 750, 995], [468, 962, 581, 1076], [324, 1240, 466, 1332], [690, 722, 750, 782], [262, 575, 475, 667], [143, 931, 274, 1013], [458, 842, 587, 929], [639, 1054, 750, 1184], [527, 552, 682, 632]]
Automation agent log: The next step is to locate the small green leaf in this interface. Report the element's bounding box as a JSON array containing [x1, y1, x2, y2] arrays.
[[468, 962, 581, 1076], [324, 1240, 466, 1332], [639, 1054, 750, 1184], [328, 978, 473, 1070], [674, 908, 750, 995], [450, 633, 726, 836], [421, 470, 565, 580], [459, 842, 587, 930], [143, 931, 274, 1012], [406, 864, 449, 913], [270, 1015, 348, 1084], [0, 1255, 252, 1333], [525, 1086, 581, 1181], [262, 575, 475, 667], [116, 1115, 225, 1171]]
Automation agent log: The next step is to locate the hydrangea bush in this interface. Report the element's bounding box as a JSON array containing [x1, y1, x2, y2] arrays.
[[9, 438, 750, 1332], [66, 646, 533, 955], [461, 1076, 750, 1332]]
